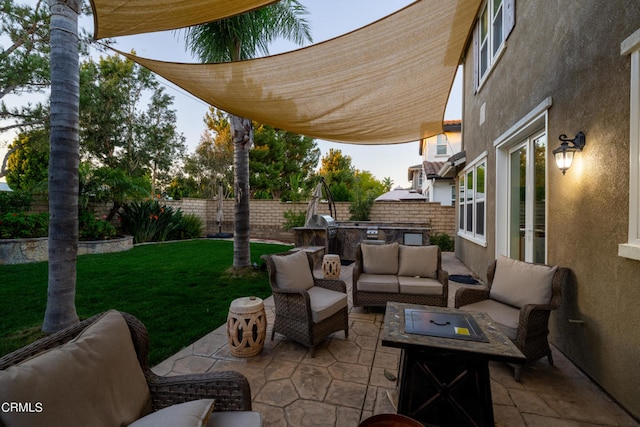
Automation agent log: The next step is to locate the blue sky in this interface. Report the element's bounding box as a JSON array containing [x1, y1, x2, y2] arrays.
[[2, 0, 462, 188]]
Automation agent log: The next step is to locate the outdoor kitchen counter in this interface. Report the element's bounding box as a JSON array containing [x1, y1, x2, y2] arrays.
[[335, 223, 432, 261]]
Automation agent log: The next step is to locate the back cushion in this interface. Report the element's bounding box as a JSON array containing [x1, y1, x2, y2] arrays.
[[397, 245, 439, 278], [361, 243, 399, 275], [490, 256, 557, 308], [0, 310, 152, 427], [272, 250, 315, 290]]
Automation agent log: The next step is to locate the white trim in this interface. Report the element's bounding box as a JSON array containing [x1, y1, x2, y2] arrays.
[[619, 29, 640, 261], [458, 152, 488, 247], [494, 103, 550, 260]]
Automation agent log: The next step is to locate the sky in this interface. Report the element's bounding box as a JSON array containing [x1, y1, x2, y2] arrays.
[[1, 0, 463, 187]]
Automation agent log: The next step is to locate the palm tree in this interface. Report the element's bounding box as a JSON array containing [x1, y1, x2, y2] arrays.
[[184, 0, 311, 269], [43, 0, 82, 332]]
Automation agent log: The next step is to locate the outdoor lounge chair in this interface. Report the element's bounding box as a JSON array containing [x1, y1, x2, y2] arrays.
[[0, 310, 260, 427], [455, 256, 570, 381], [265, 249, 349, 357]]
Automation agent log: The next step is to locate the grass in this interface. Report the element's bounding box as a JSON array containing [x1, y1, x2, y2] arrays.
[[0, 239, 293, 365]]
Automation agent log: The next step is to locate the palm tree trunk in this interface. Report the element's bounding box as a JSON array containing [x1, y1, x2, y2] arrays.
[[43, 0, 81, 332], [231, 114, 252, 268]]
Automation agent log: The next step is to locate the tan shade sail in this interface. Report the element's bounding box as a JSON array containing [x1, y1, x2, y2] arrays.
[[90, 0, 278, 39], [117, 0, 480, 144]]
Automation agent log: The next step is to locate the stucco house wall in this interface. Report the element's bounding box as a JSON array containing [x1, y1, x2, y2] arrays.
[[457, 0, 640, 419]]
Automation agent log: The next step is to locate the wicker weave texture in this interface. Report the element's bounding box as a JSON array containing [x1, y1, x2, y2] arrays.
[[265, 251, 349, 356], [0, 311, 253, 413]]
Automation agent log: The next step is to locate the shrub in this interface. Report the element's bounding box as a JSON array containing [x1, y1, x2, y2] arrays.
[[78, 210, 117, 241], [0, 212, 48, 239], [120, 200, 185, 244], [349, 192, 376, 221], [430, 232, 454, 252], [0, 191, 33, 215], [168, 213, 203, 240], [283, 209, 306, 230]]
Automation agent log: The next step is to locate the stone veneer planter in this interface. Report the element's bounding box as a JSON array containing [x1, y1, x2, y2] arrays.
[[0, 235, 133, 265]]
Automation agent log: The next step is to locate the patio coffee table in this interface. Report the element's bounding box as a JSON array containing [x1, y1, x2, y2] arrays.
[[382, 302, 525, 427]]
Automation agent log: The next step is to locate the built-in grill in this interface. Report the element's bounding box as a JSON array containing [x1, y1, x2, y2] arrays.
[[305, 214, 338, 253]]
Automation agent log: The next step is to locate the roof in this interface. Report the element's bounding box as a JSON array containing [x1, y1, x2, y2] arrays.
[[107, 0, 481, 145], [375, 187, 426, 202], [0, 182, 11, 192], [423, 161, 446, 177]]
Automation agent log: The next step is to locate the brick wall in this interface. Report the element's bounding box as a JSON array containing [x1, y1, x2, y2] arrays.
[[164, 198, 455, 243]]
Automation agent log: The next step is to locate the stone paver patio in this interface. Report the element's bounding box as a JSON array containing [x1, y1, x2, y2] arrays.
[[153, 253, 639, 426]]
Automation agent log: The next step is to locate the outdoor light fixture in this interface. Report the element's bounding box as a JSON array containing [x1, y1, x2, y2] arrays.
[[552, 131, 586, 175]]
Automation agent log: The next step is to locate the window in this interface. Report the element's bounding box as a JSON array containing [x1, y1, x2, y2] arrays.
[[474, 0, 515, 88], [436, 134, 448, 155], [619, 29, 640, 261], [458, 156, 487, 245]]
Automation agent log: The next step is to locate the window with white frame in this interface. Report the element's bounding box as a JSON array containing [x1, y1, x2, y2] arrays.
[[619, 29, 640, 261], [458, 157, 487, 244], [474, 0, 515, 88], [436, 134, 448, 155]]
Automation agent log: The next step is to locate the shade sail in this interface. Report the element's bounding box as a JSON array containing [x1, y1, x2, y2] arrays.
[[116, 0, 480, 144], [90, 0, 278, 39]]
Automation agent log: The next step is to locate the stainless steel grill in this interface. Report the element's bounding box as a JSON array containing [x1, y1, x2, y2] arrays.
[[305, 214, 338, 253]]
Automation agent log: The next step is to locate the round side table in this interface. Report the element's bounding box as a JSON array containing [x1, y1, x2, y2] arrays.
[[322, 254, 341, 279], [227, 296, 266, 357]]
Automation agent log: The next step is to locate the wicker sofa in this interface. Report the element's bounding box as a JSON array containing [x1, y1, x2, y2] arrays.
[[352, 242, 448, 308], [0, 310, 260, 427]]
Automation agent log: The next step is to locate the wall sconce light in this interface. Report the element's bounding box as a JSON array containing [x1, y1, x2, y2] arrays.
[[552, 131, 586, 175]]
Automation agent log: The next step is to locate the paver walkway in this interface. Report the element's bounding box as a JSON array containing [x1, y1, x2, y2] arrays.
[[153, 253, 638, 426]]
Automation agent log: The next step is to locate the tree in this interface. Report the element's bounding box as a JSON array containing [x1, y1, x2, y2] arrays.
[[183, 107, 234, 199], [136, 88, 186, 195], [43, 0, 81, 332], [184, 0, 312, 269], [5, 128, 49, 192], [319, 148, 356, 202], [250, 123, 319, 201], [1, 0, 50, 179]]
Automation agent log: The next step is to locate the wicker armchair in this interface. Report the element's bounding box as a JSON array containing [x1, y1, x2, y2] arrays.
[[265, 250, 349, 357], [455, 258, 570, 381], [0, 312, 253, 413]]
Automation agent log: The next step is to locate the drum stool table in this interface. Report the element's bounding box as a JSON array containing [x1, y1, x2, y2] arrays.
[[227, 296, 267, 357], [321, 254, 341, 279]]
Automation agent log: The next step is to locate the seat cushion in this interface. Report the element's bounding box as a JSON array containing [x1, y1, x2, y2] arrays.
[[398, 245, 439, 278], [272, 250, 314, 290], [398, 276, 443, 296], [459, 299, 520, 340], [356, 273, 399, 293], [490, 256, 557, 308], [0, 310, 152, 427], [207, 411, 262, 427], [361, 242, 399, 274], [307, 286, 348, 323], [129, 399, 215, 427]]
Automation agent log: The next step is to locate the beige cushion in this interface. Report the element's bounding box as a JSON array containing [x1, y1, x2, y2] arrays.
[[356, 273, 399, 293], [307, 286, 348, 323], [459, 299, 520, 340], [398, 276, 443, 295], [272, 250, 314, 290], [361, 243, 399, 274], [129, 399, 215, 427], [207, 411, 262, 427], [490, 256, 557, 308], [397, 245, 439, 278], [0, 310, 152, 427]]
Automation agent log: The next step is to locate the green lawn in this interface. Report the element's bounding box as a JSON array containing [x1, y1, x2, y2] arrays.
[[0, 239, 292, 365]]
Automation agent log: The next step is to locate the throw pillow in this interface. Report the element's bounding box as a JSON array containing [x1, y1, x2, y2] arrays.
[[272, 250, 315, 290], [489, 256, 557, 308], [128, 399, 215, 427], [362, 243, 399, 275], [397, 245, 439, 278], [0, 310, 152, 427]]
